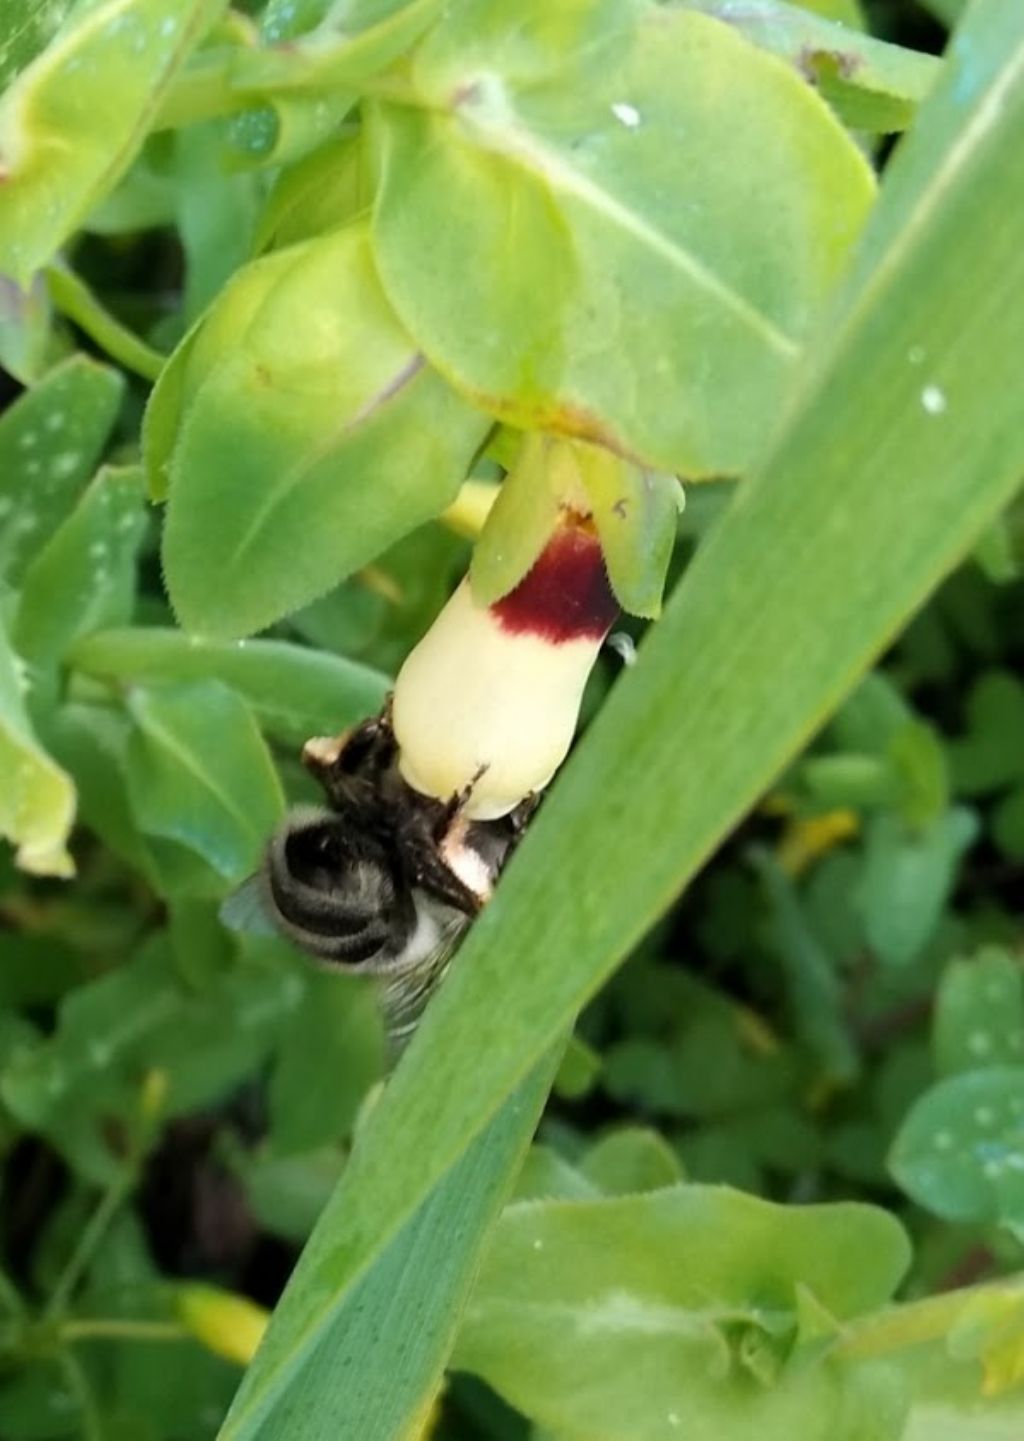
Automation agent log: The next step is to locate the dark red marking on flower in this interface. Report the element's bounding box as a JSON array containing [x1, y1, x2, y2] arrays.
[[491, 527, 618, 643]]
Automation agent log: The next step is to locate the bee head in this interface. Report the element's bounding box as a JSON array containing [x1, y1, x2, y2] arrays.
[[263, 809, 412, 967]]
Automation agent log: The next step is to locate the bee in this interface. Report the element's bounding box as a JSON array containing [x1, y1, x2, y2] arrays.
[[222, 703, 535, 1049]]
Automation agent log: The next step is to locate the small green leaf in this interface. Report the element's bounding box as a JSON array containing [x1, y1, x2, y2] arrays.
[[0, 355, 123, 586], [0, 0, 226, 280], [0, 273, 52, 384], [684, 0, 941, 132], [232, 0, 442, 93], [0, 616, 74, 876], [580, 1128, 684, 1195], [470, 431, 563, 606], [125, 681, 284, 885], [993, 785, 1024, 862], [253, 133, 368, 254], [71, 627, 389, 748], [156, 221, 489, 637], [858, 808, 978, 967], [372, 1, 874, 476], [949, 670, 1024, 796], [13, 465, 147, 666], [890, 1067, 1024, 1236], [934, 949, 1024, 1077]]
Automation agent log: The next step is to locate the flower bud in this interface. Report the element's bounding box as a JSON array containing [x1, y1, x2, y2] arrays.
[[392, 518, 617, 819], [176, 1283, 269, 1367]]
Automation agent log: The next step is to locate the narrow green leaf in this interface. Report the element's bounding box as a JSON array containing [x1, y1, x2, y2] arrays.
[[0, 0, 75, 88], [71, 627, 389, 748], [0, 615, 74, 877], [217, 4, 1024, 1434], [0, 0, 227, 281], [14, 465, 147, 666], [0, 355, 123, 587], [125, 681, 285, 885], [157, 221, 490, 637], [253, 134, 368, 255], [229, 1056, 558, 1441], [372, 0, 874, 475], [683, 0, 941, 132]]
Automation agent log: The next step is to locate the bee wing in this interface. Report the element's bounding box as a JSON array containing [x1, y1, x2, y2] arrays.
[[379, 910, 469, 1053], [218, 873, 278, 938]]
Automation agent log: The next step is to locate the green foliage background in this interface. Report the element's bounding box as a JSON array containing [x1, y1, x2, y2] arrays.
[[1, 0, 1023, 1438]]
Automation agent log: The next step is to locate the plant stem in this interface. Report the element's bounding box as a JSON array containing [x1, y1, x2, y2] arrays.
[[44, 1168, 136, 1321], [62, 1318, 187, 1344], [0, 1262, 25, 1318], [44, 267, 166, 383], [58, 1350, 104, 1441], [834, 1278, 1024, 1360]]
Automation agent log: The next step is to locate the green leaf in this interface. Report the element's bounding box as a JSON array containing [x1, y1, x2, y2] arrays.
[[858, 808, 978, 968], [125, 681, 285, 886], [0, 0, 227, 281], [232, 0, 442, 93], [683, 0, 941, 133], [213, 6, 1024, 1434], [13, 465, 147, 666], [0, 274, 52, 384], [889, 1067, 1024, 1236], [0, 355, 123, 587], [156, 221, 490, 637], [949, 670, 1024, 796], [253, 134, 369, 254], [0, 615, 74, 876], [454, 1187, 909, 1441], [580, 1128, 684, 1195], [0, 0, 75, 88], [0, 936, 303, 1183], [371, 0, 874, 476], [70, 627, 389, 748], [934, 949, 1024, 1077]]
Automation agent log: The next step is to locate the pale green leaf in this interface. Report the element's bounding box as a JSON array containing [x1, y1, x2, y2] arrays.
[[684, 0, 941, 132], [156, 221, 490, 637], [0, 0, 226, 281], [934, 949, 1024, 1077], [372, 0, 875, 476]]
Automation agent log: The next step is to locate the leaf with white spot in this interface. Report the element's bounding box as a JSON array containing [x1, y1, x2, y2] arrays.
[[934, 948, 1024, 1077], [0, 0, 225, 281], [13, 465, 147, 665], [890, 1067, 1024, 1236], [0, 355, 123, 587], [0, 613, 75, 876]]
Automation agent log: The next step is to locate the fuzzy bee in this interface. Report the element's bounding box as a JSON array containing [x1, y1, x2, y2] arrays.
[[223, 704, 535, 1049]]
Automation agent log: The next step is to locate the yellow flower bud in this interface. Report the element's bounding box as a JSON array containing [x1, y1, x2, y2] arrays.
[[176, 1283, 269, 1367]]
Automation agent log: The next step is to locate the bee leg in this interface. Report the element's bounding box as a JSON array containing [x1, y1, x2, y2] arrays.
[[431, 764, 490, 844]]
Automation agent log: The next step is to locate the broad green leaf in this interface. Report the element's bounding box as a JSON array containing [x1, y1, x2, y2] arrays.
[[174, 121, 263, 324], [858, 808, 978, 967], [156, 222, 490, 637], [683, 0, 941, 132], [920, 0, 966, 25], [232, 0, 442, 93], [0, 354, 123, 587], [889, 1067, 1024, 1236], [0, 616, 74, 876], [239, 1148, 346, 1244], [13, 465, 147, 666], [371, 0, 874, 476], [222, 90, 356, 172], [125, 681, 285, 885], [454, 1187, 909, 1441], [214, 6, 1024, 1435], [71, 627, 389, 748], [0, 0, 226, 281], [934, 949, 1024, 1077], [993, 786, 1024, 862]]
